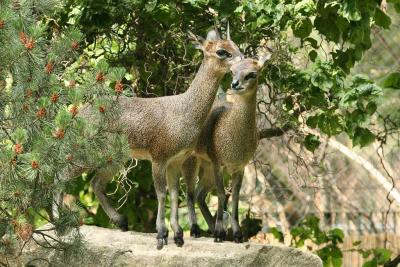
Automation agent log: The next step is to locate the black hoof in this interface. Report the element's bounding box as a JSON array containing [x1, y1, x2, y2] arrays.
[[190, 224, 201, 238], [117, 217, 128, 231], [233, 231, 243, 243], [157, 238, 164, 250], [156, 229, 169, 249], [174, 235, 184, 247], [214, 230, 226, 243]]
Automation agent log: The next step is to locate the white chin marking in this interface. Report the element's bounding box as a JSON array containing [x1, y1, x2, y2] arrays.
[[231, 88, 246, 94]]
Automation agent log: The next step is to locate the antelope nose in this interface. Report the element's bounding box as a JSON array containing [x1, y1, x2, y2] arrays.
[[231, 80, 240, 89]]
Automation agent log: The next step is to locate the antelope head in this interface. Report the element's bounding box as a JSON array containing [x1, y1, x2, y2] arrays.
[[189, 26, 244, 74], [229, 51, 272, 95]]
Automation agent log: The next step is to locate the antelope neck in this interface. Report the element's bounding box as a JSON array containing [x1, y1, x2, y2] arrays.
[[182, 60, 225, 126]]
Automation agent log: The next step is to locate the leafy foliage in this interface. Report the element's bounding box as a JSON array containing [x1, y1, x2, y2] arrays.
[[270, 215, 394, 267], [353, 242, 393, 267], [382, 72, 400, 89], [0, 0, 129, 261]]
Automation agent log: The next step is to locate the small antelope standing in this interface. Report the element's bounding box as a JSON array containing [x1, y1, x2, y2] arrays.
[[57, 28, 243, 250], [182, 55, 270, 243]]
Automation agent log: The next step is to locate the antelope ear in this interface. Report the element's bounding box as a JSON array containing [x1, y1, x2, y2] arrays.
[[188, 31, 205, 50], [206, 28, 221, 41]]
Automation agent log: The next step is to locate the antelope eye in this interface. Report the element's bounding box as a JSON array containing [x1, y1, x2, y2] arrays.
[[244, 72, 257, 81], [216, 49, 232, 58]]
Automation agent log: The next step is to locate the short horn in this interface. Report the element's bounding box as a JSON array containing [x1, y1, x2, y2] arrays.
[[227, 21, 231, 40]]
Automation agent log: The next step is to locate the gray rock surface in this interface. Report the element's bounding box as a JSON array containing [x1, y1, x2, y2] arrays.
[[19, 225, 322, 267]]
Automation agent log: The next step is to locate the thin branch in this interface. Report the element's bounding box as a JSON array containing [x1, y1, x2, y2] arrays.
[[384, 254, 400, 267], [258, 125, 290, 140]]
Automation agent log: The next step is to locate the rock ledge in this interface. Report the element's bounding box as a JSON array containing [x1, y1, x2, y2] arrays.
[[20, 225, 322, 267]]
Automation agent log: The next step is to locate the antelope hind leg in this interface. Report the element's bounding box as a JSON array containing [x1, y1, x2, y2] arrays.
[[182, 156, 201, 237], [91, 168, 128, 231], [195, 161, 215, 233], [167, 164, 184, 247], [153, 162, 169, 250]]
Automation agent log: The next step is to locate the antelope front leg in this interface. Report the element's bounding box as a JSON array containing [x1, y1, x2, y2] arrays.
[[167, 165, 184, 246], [213, 165, 226, 242], [153, 162, 169, 250], [231, 170, 244, 243], [182, 156, 201, 237]]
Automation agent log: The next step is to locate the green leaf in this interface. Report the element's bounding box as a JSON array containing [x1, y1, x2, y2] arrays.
[[374, 248, 392, 264], [365, 102, 377, 115], [145, 0, 158, 12], [349, 109, 368, 124], [362, 259, 378, 267], [353, 240, 362, 246], [315, 15, 340, 43], [304, 134, 320, 152], [318, 114, 344, 136], [234, 5, 244, 13], [338, 0, 362, 21], [309, 50, 318, 62], [269, 227, 284, 243], [361, 249, 372, 258], [311, 72, 333, 91], [306, 115, 319, 128], [374, 8, 391, 29], [293, 17, 312, 39], [328, 228, 344, 243], [352, 127, 375, 147], [331, 247, 343, 267], [304, 37, 319, 49], [382, 72, 400, 89]]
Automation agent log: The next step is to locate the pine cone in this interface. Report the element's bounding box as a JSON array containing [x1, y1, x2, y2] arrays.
[[16, 223, 33, 241], [53, 129, 65, 139], [36, 107, 46, 118], [31, 160, 39, 169], [14, 143, 23, 154], [69, 105, 78, 116], [96, 72, 105, 82], [45, 62, 53, 74], [115, 81, 124, 94], [99, 105, 106, 113], [71, 41, 79, 50], [50, 93, 59, 103]]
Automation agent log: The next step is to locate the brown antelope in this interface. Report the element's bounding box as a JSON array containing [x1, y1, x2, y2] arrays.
[[181, 54, 271, 243], [56, 28, 243, 250]]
